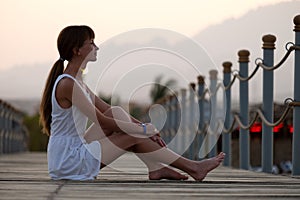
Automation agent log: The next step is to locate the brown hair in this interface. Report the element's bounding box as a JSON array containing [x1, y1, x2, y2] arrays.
[[39, 25, 95, 135]]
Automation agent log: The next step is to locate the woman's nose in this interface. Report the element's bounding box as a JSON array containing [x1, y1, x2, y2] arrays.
[[93, 43, 99, 50]]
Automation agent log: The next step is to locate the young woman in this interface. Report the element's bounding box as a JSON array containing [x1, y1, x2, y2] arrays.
[[40, 25, 225, 181]]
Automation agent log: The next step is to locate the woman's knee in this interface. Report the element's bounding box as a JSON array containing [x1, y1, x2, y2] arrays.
[[104, 106, 131, 121], [104, 106, 121, 116]]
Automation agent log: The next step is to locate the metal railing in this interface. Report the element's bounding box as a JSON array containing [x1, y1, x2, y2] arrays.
[[151, 14, 300, 176], [0, 99, 28, 154]]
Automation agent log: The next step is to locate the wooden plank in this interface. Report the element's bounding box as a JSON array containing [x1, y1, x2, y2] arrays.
[[0, 152, 300, 199]]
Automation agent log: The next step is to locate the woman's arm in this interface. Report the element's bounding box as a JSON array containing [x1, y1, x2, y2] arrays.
[[86, 88, 166, 146], [58, 79, 157, 135], [84, 83, 165, 146], [86, 87, 142, 124], [85, 87, 111, 113]]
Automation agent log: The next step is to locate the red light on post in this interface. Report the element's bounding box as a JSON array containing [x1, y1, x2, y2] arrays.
[[273, 123, 284, 133], [289, 125, 294, 134], [250, 122, 262, 133]]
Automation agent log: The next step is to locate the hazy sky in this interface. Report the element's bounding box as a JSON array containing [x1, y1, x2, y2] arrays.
[[0, 0, 291, 71]]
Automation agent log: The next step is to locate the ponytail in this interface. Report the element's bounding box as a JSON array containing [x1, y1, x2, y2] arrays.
[[39, 60, 64, 135]]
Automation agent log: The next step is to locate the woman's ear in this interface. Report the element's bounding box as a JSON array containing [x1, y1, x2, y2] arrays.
[[72, 47, 81, 56]]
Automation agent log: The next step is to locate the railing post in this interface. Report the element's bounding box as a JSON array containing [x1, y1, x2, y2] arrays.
[[3, 107, 8, 153], [180, 89, 187, 156], [222, 61, 232, 166], [154, 97, 168, 142], [197, 76, 205, 160], [292, 15, 300, 176], [208, 70, 218, 158], [162, 97, 168, 135], [188, 83, 196, 159], [164, 96, 171, 144], [262, 34, 276, 173], [8, 111, 12, 153], [168, 94, 176, 151], [151, 98, 164, 135], [174, 92, 181, 153], [238, 50, 250, 170]]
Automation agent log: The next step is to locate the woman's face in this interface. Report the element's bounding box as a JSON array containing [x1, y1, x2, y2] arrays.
[[79, 38, 99, 62]]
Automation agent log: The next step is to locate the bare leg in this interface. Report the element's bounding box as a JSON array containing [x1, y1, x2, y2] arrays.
[[135, 152, 188, 180], [99, 132, 224, 181], [84, 106, 188, 180]]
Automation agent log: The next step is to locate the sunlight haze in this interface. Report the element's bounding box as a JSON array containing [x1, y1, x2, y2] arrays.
[[0, 0, 291, 70]]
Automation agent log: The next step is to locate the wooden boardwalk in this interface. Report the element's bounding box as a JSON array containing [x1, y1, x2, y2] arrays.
[[0, 152, 300, 199]]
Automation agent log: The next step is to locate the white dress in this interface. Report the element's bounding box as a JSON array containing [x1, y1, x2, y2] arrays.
[[47, 74, 101, 180]]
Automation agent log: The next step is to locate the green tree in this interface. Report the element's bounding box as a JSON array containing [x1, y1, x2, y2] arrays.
[[23, 114, 48, 151], [149, 75, 177, 103]]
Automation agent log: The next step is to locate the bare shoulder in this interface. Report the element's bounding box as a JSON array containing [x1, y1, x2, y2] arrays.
[[57, 77, 74, 90], [57, 76, 75, 94], [55, 77, 75, 108]]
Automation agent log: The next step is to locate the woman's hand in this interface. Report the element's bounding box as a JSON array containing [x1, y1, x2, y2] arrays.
[[143, 123, 159, 135], [150, 133, 167, 147], [140, 123, 166, 147]]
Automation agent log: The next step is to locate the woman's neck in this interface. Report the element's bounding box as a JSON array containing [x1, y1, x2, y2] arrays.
[[64, 59, 87, 81]]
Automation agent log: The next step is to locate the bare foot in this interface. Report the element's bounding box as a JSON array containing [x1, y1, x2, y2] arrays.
[[189, 152, 225, 181], [149, 167, 188, 180]]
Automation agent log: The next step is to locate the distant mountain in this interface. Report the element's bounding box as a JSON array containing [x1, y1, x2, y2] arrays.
[[195, 1, 299, 65], [8, 99, 40, 116], [0, 63, 49, 115], [0, 62, 50, 99], [193, 0, 300, 102]]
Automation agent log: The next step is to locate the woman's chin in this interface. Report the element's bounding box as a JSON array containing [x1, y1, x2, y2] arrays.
[[88, 57, 97, 62]]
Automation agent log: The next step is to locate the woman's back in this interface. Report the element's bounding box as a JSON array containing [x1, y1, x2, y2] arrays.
[[51, 74, 88, 138], [47, 74, 101, 180]]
